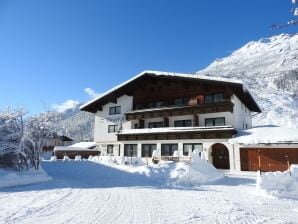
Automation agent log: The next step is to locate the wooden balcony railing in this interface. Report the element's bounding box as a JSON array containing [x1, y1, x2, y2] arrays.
[[125, 101, 234, 121], [117, 128, 236, 141]]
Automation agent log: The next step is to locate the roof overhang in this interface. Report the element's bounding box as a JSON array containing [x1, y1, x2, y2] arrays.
[[80, 70, 262, 113]]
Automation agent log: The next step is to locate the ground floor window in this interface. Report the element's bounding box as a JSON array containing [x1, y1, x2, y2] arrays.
[[183, 143, 203, 156], [107, 145, 113, 155], [161, 144, 178, 156], [124, 144, 138, 157], [141, 144, 157, 157]]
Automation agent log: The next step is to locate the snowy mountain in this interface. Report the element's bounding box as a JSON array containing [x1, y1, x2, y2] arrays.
[[196, 33, 298, 128], [56, 104, 94, 142]]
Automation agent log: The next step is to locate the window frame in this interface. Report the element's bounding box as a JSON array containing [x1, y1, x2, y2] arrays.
[[108, 125, 118, 133], [205, 117, 225, 127], [109, 106, 121, 115], [141, 144, 157, 157], [204, 93, 224, 104], [174, 120, 192, 127], [124, 144, 138, 157], [148, 122, 164, 128], [161, 144, 178, 156], [174, 97, 190, 106], [183, 143, 203, 156], [107, 145, 114, 155]]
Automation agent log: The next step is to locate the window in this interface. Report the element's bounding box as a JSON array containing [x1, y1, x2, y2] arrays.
[[205, 117, 225, 126], [183, 143, 203, 156], [148, 122, 164, 128], [108, 125, 118, 133], [214, 93, 224, 102], [174, 120, 192, 127], [149, 102, 155, 108], [161, 144, 178, 156], [107, 145, 113, 155], [124, 144, 138, 157], [109, 106, 121, 115], [142, 144, 157, 157], [204, 94, 213, 104], [174, 97, 190, 106], [155, 101, 164, 108], [135, 104, 143, 110], [204, 93, 224, 104], [148, 101, 165, 108]]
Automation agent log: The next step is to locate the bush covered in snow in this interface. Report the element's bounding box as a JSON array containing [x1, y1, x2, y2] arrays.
[[257, 166, 298, 199], [90, 155, 145, 166]]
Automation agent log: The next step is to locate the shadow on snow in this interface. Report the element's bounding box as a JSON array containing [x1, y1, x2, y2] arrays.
[[0, 161, 255, 193]]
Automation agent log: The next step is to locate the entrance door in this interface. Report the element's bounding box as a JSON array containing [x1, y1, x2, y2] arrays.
[[212, 143, 230, 169]]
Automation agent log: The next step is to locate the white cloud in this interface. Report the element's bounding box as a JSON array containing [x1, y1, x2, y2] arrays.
[[52, 99, 80, 113], [84, 87, 100, 99]]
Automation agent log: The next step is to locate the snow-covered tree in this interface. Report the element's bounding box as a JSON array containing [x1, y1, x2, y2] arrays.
[[21, 111, 59, 170], [0, 108, 28, 170]]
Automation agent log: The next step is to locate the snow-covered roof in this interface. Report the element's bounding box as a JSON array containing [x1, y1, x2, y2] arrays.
[[69, 142, 97, 149], [80, 70, 260, 113], [54, 146, 99, 152], [119, 126, 235, 135], [229, 125, 298, 145]]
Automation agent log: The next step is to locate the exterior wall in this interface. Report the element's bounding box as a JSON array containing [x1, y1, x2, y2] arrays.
[[232, 95, 252, 129], [94, 95, 133, 143], [117, 139, 235, 170]]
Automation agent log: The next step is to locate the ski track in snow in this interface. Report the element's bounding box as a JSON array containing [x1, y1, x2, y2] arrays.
[[0, 161, 298, 224]]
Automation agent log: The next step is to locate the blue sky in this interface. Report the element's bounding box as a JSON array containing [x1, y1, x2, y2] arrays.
[[0, 0, 296, 114]]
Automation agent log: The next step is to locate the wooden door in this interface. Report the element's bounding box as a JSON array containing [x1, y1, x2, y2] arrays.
[[212, 144, 230, 169]]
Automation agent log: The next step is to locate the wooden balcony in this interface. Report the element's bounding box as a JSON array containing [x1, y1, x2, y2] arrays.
[[125, 101, 234, 121], [117, 126, 236, 141]]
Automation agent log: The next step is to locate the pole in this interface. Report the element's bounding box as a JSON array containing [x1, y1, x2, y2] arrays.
[[285, 154, 291, 176], [258, 150, 262, 175]]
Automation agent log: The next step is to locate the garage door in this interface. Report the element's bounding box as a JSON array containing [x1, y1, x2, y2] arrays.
[[240, 148, 298, 172]]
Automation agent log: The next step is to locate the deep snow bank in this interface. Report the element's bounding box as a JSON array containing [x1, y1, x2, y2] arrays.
[[169, 151, 224, 186], [257, 166, 298, 199], [0, 167, 52, 188], [90, 152, 223, 186]]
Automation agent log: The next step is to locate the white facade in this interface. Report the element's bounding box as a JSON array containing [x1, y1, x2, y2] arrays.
[[91, 92, 256, 171], [94, 95, 133, 154]]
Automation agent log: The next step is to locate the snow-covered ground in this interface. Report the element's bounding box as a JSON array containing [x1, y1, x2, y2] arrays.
[[0, 168, 51, 189], [0, 161, 298, 224]]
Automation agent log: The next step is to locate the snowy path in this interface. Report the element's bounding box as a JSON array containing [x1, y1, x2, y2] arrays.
[[0, 161, 297, 224]]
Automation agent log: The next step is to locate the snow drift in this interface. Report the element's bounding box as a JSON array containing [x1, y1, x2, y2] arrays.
[[257, 165, 298, 199], [169, 150, 224, 186], [0, 167, 52, 188]]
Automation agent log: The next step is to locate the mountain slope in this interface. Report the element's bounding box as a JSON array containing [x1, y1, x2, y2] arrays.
[[57, 104, 94, 142], [197, 33, 298, 128]]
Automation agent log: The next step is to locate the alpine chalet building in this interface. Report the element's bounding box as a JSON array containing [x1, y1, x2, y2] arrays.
[[81, 70, 298, 172]]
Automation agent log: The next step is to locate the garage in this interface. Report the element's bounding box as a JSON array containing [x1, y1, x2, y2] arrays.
[[240, 148, 298, 172]]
